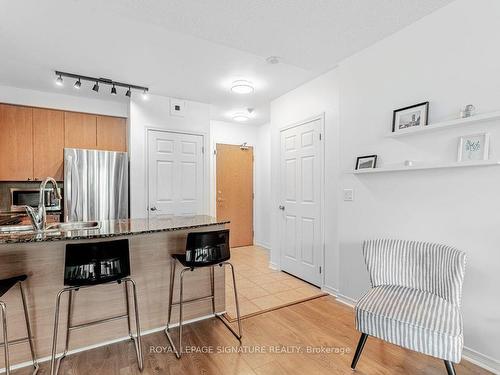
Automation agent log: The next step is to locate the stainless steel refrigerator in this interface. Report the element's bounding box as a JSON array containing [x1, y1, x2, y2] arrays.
[[64, 148, 128, 222]]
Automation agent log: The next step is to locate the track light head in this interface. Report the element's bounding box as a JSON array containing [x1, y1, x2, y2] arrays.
[[92, 82, 99, 92], [74, 78, 81, 89], [111, 84, 117, 95], [125, 87, 132, 97], [55, 74, 63, 86], [142, 88, 148, 100]]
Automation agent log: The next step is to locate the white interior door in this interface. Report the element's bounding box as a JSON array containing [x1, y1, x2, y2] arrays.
[[279, 118, 323, 286], [148, 130, 204, 216]]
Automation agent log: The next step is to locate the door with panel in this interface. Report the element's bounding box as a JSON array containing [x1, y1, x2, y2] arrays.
[[148, 130, 204, 216], [216, 143, 254, 248], [279, 118, 323, 286]]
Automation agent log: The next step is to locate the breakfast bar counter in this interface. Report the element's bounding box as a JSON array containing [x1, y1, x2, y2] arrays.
[[0, 215, 228, 368]]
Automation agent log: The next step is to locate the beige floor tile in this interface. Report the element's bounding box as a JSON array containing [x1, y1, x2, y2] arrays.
[[237, 285, 270, 300], [251, 294, 284, 310], [273, 289, 307, 304], [261, 281, 294, 294]]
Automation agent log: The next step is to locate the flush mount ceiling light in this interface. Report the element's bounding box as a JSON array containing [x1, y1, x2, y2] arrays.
[[232, 113, 250, 122], [230, 80, 254, 95], [55, 71, 149, 99]]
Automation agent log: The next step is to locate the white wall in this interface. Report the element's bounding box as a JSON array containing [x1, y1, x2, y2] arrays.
[[0, 84, 128, 117], [210, 120, 271, 248], [129, 95, 211, 218], [270, 0, 500, 371]]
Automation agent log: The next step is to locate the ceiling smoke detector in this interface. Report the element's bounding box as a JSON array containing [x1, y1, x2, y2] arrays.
[[265, 56, 281, 65]]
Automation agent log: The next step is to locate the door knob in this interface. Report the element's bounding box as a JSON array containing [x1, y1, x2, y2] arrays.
[[150, 206, 158, 211], [279, 205, 285, 210]]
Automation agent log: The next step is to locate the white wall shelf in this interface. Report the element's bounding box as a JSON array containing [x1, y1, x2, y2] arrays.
[[385, 111, 500, 138], [348, 160, 500, 174]]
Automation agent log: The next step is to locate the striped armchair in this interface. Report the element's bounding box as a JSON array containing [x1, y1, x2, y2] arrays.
[[351, 239, 466, 375]]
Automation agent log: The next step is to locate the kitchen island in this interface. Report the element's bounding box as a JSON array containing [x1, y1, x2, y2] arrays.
[[0, 215, 228, 368]]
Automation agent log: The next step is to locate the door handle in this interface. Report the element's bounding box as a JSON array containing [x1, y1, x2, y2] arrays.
[[279, 205, 285, 211], [150, 206, 158, 211]]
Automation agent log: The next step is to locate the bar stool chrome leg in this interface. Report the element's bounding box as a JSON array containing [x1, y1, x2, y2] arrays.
[[0, 301, 9, 375], [19, 282, 39, 374], [50, 280, 143, 375], [123, 278, 144, 371], [165, 263, 189, 359], [210, 266, 215, 315], [214, 262, 242, 340]]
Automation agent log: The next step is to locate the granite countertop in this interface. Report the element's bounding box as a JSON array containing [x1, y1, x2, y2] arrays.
[[0, 215, 229, 244]]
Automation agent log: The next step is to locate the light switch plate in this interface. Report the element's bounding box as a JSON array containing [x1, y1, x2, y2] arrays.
[[343, 189, 354, 201], [170, 98, 186, 117]]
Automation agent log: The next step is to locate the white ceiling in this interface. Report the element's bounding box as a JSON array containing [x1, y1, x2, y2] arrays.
[[0, 0, 453, 125]]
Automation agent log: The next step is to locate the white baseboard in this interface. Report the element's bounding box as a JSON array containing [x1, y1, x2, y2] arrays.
[[268, 261, 280, 271], [463, 347, 500, 374], [254, 241, 271, 251], [321, 286, 499, 373], [0, 313, 215, 374]]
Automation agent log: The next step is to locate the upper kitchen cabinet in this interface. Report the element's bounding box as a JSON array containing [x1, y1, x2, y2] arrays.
[[96, 115, 127, 152], [33, 108, 65, 181], [0, 104, 33, 181], [64, 112, 97, 149]]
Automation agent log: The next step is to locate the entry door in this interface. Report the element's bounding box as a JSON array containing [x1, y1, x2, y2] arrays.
[[216, 143, 253, 248], [148, 130, 204, 216], [279, 118, 322, 286]]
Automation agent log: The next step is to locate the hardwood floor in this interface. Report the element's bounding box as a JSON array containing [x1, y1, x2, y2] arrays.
[[13, 296, 490, 374]]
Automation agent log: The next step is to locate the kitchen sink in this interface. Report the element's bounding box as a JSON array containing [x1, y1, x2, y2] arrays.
[[47, 221, 100, 231]]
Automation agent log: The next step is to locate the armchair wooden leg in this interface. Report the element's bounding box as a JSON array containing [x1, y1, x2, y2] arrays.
[[444, 360, 456, 375], [351, 333, 368, 370]]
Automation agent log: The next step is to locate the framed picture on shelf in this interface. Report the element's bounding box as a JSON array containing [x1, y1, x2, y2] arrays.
[[356, 155, 378, 170], [457, 133, 490, 162], [392, 101, 429, 133]]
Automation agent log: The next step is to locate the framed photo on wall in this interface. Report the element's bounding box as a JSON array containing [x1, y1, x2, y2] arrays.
[[356, 155, 378, 170], [392, 101, 429, 133], [457, 133, 490, 162]]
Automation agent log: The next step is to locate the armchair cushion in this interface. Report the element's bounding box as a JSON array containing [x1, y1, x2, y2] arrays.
[[355, 284, 463, 363]]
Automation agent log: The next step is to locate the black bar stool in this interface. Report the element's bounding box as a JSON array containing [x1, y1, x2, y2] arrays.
[[0, 275, 38, 375], [165, 229, 242, 358], [50, 239, 143, 375]]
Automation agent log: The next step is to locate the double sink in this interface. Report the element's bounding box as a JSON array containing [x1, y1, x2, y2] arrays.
[[0, 221, 100, 234]]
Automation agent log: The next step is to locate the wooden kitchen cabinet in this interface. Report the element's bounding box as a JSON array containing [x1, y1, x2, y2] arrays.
[[96, 115, 127, 152], [0, 104, 33, 181], [64, 112, 97, 149], [33, 108, 65, 181]]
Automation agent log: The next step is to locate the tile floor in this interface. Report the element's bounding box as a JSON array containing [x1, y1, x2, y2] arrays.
[[224, 245, 327, 320]]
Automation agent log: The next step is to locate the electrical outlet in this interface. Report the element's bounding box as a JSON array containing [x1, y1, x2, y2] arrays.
[[343, 189, 354, 201]]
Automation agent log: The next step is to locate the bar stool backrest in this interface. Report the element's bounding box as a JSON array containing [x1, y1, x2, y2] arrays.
[[185, 229, 230, 267], [64, 239, 131, 286]]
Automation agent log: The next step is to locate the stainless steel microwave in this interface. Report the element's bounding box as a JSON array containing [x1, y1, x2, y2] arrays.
[[10, 188, 62, 212]]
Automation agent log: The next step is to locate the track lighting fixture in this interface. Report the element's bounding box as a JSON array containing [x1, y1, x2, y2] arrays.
[[55, 74, 63, 86], [55, 71, 149, 98]]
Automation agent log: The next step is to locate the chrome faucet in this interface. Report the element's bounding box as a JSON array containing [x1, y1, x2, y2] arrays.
[[24, 177, 62, 231]]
